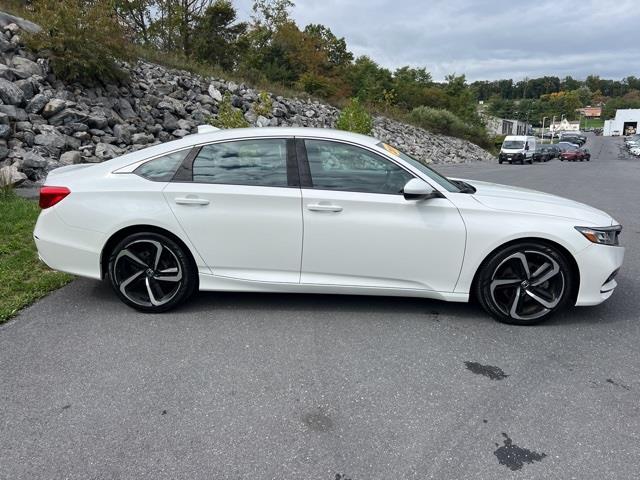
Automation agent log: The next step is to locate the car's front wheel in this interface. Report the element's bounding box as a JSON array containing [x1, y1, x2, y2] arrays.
[[108, 232, 197, 312], [475, 242, 575, 325]]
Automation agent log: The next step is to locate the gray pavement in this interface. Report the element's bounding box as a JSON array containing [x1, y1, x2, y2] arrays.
[[1, 135, 639, 479]]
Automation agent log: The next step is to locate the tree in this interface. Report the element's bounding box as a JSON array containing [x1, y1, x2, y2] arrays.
[[193, 0, 247, 70], [303, 24, 353, 68], [28, 0, 132, 84], [392, 66, 432, 109], [336, 98, 373, 135], [114, 0, 156, 44], [346, 56, 393, 104], [251, 0, 294, 33], [150, 0, 213, 55]]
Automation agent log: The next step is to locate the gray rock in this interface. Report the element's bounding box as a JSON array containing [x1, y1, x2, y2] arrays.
[[172, 129, 189, 138], [59, 150, 82, 165], [88, 115, 108, 129], [118, 98, 136, 119], [21, 151, 48, 168], [14, 79, 35, 100], [34, 128, 66, 149], [256, 115, 270, 128], [0, 112, 8, 124], [0, 105, 27, 121], [48, 108, 89, 126], [131, 132, 154, 145], [11, 56, 43, 78], [0, 124, 10, 139], [113, 124, 131, 144], [95, 142, 123, 160], [162, 112, 179, 131], [0, 77, 24, 105], [24, 93, 47, 114], [208, 85, 223, 102], [0, 145, 8, 160], [42, 99, 66, 118], [0, 13, 42, 34], [0, 163, 27, 186]]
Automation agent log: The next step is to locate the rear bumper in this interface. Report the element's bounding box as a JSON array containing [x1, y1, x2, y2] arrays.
[[574, 243, 625, 306], [33, 208, 103, 280]]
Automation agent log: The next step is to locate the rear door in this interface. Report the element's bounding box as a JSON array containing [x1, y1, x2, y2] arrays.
[[297, 138, 466, 292], [163, 137, 303, 283]]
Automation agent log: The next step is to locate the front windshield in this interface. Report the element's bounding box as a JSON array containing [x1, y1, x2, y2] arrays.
[[376, 142, 461, 193], [502, 141, 525, 149]]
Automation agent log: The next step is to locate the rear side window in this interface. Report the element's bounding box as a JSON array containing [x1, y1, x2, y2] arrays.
[[135, 150, 190, 182], [192, 139, 288, 187]]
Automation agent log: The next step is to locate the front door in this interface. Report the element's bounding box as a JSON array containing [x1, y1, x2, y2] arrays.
[[163, 137, 303, 283], [299, 139, 466, 292]]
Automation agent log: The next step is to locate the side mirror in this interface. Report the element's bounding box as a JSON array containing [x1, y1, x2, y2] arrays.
[[525, 144, 530, 151], [403, 178, 441, 201]]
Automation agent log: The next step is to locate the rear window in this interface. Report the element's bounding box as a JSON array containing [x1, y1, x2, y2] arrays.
[[135, 150, 190, 182]]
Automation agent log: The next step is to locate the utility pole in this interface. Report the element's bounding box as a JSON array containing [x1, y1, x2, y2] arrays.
[[542, 116, 548, 144]]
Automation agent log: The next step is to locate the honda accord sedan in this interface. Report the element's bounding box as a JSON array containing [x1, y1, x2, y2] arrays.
[[34, 127, 624, 325]]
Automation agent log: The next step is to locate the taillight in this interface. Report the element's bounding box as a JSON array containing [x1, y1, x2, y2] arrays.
[[39, 186, 70, 209]]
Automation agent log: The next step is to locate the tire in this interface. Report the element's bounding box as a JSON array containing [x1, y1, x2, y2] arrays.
[[107, 232, 198, 313], [498, 159, 503, 164], [474, 241, 575, 325]]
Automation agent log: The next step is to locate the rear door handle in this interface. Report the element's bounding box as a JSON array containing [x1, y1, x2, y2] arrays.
[[307, 203, 343, 212], [174, 197, 210, 206]]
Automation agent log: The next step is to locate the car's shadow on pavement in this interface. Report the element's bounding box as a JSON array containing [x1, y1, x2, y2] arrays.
[[87, 279, 624, 328]]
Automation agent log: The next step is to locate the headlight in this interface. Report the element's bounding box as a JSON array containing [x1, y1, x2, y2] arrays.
[[575, 225, 622, 246]]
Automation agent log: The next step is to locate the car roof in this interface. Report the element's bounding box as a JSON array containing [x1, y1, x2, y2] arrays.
[[100, 127, 382, 171]]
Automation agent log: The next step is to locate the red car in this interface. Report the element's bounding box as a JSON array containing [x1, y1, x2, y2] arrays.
[[560, 145, 590, 162]]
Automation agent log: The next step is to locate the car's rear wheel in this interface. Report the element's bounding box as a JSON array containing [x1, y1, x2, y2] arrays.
[[108, 232, 197, 312], [475, 242, 575, 325]]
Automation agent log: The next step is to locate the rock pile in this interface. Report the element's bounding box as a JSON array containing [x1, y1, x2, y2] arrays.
[[0, 12, 494, 187]]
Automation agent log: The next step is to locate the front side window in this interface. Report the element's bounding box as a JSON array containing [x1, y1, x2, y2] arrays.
[[192, 139, 288, 187], [304, 139, 413, 194], [135, 149, 190, 182]]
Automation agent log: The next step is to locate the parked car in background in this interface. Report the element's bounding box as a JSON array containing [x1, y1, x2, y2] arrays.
[[535, 145, 559, 161], [559, 132, 587, 146], [498, 135, 536, 164], [560, 144, 589, 161]]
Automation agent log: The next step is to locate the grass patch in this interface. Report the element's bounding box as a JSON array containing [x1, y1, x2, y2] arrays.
[[0, 192, 73, 323], [582, 118, 604, 129]]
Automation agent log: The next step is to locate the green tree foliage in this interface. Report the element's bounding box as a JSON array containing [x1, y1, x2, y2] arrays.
[[336, 98, 373, 135], [602, 90, 640, 119], [209, 93, 249, 128], [346, 56, 393, 104], [193, 0, 247, 70], [409, 106, 489, 148], [27, 0, 132, 84], [253, 91, 273, 117]]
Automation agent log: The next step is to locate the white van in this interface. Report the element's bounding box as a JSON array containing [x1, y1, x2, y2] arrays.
[[499, 135, 537, 164]]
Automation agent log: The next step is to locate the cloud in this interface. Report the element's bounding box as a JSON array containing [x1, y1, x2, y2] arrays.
[[233, 0, 640, 81]]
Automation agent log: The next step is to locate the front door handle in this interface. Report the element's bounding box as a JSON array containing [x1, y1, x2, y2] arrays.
[[307, 203, 343, 212], [174, 197, 210, 206]]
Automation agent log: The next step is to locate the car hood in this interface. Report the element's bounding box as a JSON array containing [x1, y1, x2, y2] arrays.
[[457, 179, 615, 226]]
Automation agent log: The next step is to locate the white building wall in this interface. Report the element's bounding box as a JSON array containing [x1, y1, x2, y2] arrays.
[[603, 109, 640, 136]]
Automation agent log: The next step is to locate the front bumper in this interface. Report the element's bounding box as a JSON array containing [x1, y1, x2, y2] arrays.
[[574, 243, 625, 306]]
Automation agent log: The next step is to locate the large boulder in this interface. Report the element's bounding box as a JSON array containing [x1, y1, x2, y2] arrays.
[[0, 12, 42, 34], [42, 99, 66, 118], [59, 150, 82, 165], [0, 77, 24, 105]]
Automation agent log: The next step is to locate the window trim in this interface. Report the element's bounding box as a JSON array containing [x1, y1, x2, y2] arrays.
[[296, 136, 417, 195], [172, 136, 300, 188]]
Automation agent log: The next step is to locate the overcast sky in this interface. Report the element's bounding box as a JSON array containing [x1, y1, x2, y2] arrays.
[[233, 0, 640, 82]]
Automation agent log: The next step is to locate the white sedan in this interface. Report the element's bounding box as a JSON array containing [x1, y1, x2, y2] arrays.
[[34, 128, 624, 325]]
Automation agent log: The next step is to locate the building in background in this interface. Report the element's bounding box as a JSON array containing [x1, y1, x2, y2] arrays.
[[549, 118, 580, 133], [577, 106, 602, 118], [482, 114, 532, 136], [603, 109, 640, 136]]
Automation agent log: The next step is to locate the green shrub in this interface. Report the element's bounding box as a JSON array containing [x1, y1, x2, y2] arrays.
[[253, 91, 273, 117], [336, 98, 373, 135], [408, 106, 491, 148], [209, 93, 249, 128], [26, 0, 131, 84]]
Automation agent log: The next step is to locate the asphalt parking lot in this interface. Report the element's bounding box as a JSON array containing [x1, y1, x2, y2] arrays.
[[1, 134, 639, 480]]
